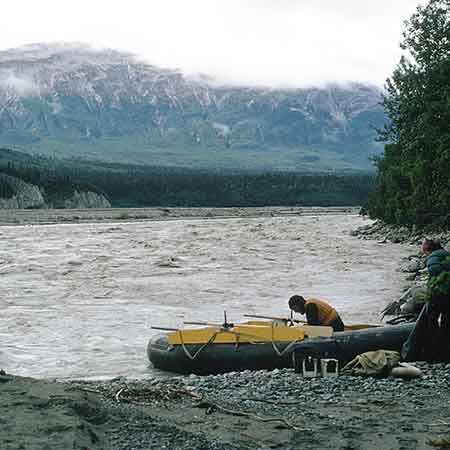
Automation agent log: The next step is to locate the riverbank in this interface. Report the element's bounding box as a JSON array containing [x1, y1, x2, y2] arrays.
[[350, 220, 450, 246], [351, 220, 450, 316], [0, 206, 359, 226], [2, 364, 450, 450]]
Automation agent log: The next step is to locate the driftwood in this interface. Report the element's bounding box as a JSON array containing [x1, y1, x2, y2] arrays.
[[113, 385, 202, 405], [115, 388, 124, 402], [248, 397, 300, 406], [382, 287, 413, 318], [194, 399, 305, 431], [71, 386, 100, 394], [73, 382, 203, 405]]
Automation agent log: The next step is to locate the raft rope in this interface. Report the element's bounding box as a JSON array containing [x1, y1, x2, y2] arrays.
[[178, 330, 220, 361], [270, 322, 302, 357], [177, 325, 301, 360]]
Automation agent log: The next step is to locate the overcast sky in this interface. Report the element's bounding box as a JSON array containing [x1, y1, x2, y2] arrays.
[[0, 0, 423, 88]]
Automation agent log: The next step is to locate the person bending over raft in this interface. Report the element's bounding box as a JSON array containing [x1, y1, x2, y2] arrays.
[[289, 295, 345, 332]]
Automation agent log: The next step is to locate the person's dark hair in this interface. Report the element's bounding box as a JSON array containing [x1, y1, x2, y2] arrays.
[[289, 295, 305, 309], [422, 238, 443, 253]]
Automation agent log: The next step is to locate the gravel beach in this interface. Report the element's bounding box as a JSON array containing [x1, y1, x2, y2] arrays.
[[2, 363, 450, 450]]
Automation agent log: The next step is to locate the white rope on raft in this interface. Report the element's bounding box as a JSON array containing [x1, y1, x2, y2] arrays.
[[177, 326, 301, 360]]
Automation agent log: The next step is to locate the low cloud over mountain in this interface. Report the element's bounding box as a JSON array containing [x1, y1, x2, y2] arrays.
[[0, 43, 386, 172]]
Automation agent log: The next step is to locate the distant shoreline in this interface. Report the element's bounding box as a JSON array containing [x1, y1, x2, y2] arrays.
[[0, 206, 360, 226]]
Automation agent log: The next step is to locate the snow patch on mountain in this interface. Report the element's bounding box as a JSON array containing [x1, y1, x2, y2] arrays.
[[0, 42, 386, 171]]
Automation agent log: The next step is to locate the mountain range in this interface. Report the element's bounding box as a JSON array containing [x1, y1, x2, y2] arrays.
[[0, 43, 386, 173]]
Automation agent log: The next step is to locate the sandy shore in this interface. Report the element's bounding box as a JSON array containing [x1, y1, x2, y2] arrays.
[[2, 364, 449, 450]]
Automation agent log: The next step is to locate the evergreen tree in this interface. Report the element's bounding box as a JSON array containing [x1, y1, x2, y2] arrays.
[[368, 0, 450, 226]]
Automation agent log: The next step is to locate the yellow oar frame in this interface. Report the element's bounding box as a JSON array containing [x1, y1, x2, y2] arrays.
[[167, 323, 332, 346]]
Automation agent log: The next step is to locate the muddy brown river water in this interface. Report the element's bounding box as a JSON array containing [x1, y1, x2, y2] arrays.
[[0, 208, 414, 379]]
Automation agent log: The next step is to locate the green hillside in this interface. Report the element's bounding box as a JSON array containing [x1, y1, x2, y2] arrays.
[[0, 148, 374, 208]]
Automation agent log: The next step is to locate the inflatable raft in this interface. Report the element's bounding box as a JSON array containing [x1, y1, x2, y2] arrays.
[[147, 320, 388, 375]]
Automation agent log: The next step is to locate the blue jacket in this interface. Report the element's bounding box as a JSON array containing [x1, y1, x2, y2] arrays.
[[426, 249, 450, 277]]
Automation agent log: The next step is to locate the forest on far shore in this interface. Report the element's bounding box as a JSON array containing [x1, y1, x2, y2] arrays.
[[0, 147, 373, 208]]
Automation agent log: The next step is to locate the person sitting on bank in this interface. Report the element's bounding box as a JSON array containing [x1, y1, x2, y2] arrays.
[[402, 238, 450, 362], [288, 295, 345, 331], [423, 238, 450, 277]]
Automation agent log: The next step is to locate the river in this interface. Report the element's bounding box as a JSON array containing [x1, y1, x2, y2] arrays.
[[0, 211, 413, 380]]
